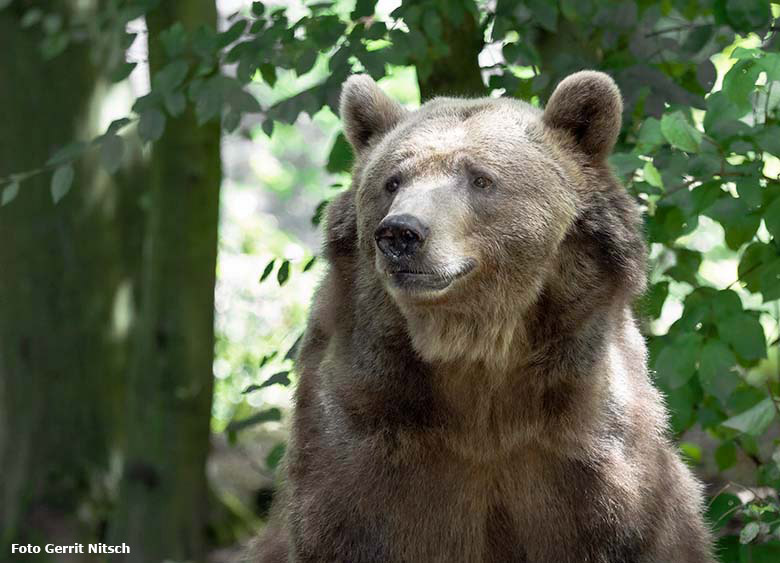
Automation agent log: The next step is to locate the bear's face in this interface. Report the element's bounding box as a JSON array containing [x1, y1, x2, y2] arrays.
[[354, 99, 578, 306], [339, 72, 630, 366]]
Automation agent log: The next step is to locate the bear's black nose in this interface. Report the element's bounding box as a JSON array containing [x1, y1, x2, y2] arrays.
[[374, 214, 429, 260]]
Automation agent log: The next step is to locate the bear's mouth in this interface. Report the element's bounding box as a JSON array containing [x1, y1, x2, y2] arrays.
[[385, 259, 476, 293]]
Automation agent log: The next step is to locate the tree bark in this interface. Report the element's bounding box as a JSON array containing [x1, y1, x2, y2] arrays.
[[109, 2, 221, 561], [0, 0, 130, 555]]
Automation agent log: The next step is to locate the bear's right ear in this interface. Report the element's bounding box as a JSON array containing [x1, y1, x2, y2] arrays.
[[340, 75, 406, 154], [542, 71, 622, 162]]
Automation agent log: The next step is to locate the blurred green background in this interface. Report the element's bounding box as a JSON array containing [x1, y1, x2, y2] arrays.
[[1, 0, 780, 561]]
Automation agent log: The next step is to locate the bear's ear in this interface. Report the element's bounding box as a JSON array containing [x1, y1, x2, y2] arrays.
[[340, 74, 406, 154], [542, 71, 622, 161]]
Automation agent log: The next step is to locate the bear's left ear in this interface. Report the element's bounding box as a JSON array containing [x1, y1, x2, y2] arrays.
[[340, 74, 407, 154], [542, 71, 622, 161]]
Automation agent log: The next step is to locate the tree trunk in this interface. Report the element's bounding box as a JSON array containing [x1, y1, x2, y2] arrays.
[[0, 0, 129, 555], [109, 2, 221, 561], [416, 6, 486, 100]]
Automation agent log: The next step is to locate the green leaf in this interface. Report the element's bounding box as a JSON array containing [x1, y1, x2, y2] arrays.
[[707, 492, 741, 532], [636, 117, 664, 153], [109, 62, 137, 83], [640, 281, 668, 319], [153, 60, 189, 93], [736, 177, 761, 210], [698, 339, 737, 404], [225, 83, 260, 114], [714, 441, 737, 471], [99, 134, 125, 174], [655, 333, 702, 389], [724, 0, 771, 33], [731, 47, 762, 60], [750, 542, 780, 562], [740, 521, 760, 544], [243, 371, 291, 394], [1, 180, 19, 206], [503, 41, 541, 67], [259, 63, 277, 87], [107, 118, 132, 135], [266, 442, 286, 471], [704, 91, 748, 135], [718, 312, 766, 361], [759, 258, 780, 302], [225, 408, 282, 433], [680, 441, 702, 464], [285, 333, 303, 361], [260, 259, 275, 282], [222, 110, 241, 133], [739, 243, 773, 294], [688, 154, 721, 178], [160, 23, 188, 58], [756, 126, 780, 155], [608, 153, 641, 180], [217, 19, 246, 48], [643, 161, 663, 189], [164, 91, 187, 117], [138, 108, 166, 143], [312, 199, 328, 226], [665, 248, 701, 285], [46, 141, 88, 166], [711, 289, 743, 318], [722, 60, 760, 111], [765, 197, 780, 240], [303, 256, 317, 271], [691, 181, 725, 214], [251, 1, 265, 16], [295, 48, 318, 76], [192, 75, 223, 124], [722, 397, 775, 436], [277, 259, 290, 285], [51, 165, 74, 203], [706, 197, 760, 250], [258, 351, 277, 368], [526, 0, 558, 31], [663, 376, 701, 434], [681, 24, 713, 54], [759, 53, 780, 82], [660, 111, 702, 153], [352, 0, 374, 19], [327, 132, 353, 173]]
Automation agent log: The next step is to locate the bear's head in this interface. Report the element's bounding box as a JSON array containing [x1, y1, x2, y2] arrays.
[[337, 71, 646, 369]]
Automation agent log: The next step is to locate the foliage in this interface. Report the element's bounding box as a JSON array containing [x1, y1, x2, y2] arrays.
[[4, 0, 780, 558]]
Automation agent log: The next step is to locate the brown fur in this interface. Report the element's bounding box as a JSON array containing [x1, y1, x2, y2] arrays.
[[247, 71, 714, 562]]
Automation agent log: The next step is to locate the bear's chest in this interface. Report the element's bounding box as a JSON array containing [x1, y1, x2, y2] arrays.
[[289, 432, 644, 563]]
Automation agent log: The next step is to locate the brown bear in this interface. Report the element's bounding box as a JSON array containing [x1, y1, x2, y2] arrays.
[[248, 71, 714, 563]]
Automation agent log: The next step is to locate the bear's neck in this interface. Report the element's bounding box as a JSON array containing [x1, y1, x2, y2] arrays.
[[344, 272, 625, 442], [393, 278, 621, 375], [338, 282, 627, 460]]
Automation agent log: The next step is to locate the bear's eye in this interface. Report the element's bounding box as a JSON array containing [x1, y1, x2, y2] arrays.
[[385, 176, 401, 193], [472, 176, 493, 190]]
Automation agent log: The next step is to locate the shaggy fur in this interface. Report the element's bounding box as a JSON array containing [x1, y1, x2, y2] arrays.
[[247, 71, 714, 563]]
